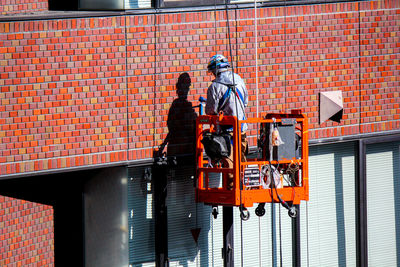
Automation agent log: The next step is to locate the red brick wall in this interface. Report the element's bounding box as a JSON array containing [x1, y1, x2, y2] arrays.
[[0, 0, 399, 177], [0, 196, 54, 266], [0, 0, 48, 15], [0, 1, 399, 266]]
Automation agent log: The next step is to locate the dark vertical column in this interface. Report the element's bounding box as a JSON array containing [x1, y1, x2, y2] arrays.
[[292, 204, 301, 267], [223, 206, 234, 267], [153, 163, 168, 267], [356, 140, 368, 267], [153, 0, 161, 8]]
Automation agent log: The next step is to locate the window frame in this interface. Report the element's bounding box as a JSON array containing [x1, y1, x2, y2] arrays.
[[156, 0, 366, 9], [159, 0, 225, 8]]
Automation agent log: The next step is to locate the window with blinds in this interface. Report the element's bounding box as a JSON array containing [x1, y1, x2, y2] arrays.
[[232, 204, 293, 267], [128, 165, 224, 266], [128, 166, 156, 266], [128, 140, 391, 266], [301, 142, 357, 267], [230, 141, 358, 267], [366, 141, 400, 266], [125, 0, 151, 8]]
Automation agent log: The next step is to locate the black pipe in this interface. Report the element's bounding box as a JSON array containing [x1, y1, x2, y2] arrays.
[[356, 140, 368, 267], [223, 206, 234, 267], [292, 204, 301, 267], [153, 161, 169, 267]]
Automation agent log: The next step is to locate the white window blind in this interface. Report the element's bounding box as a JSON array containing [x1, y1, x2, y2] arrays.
[[301, 142, 357, 267], [366, 141, 400, 267]]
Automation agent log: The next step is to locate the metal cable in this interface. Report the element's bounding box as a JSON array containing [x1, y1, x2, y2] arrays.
[[279, 204, 283, 267], [124, 15, 130, 155], [254, 0, 259, 118], [224, 2, 245, 266], [306, 201, 310, 267], [214, 0, 218, 53], [284, 0, 288, 113]]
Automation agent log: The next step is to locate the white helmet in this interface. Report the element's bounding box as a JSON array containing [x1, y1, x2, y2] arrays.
[[207, 54, 230, 73]]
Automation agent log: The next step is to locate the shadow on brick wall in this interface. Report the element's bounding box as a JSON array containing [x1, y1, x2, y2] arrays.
[[158, 72, 198, 159]]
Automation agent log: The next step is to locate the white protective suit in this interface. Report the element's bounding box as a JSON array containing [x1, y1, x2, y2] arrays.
[[205, 70, 248, 131]]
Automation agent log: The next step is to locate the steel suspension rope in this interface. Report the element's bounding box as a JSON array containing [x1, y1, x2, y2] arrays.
[[278, 2, 292, 266], [254, 0, 261, 165], [153, 11, 159, 152], [124, 15, 130, 154], [279, 204, 283, 267], [258, 213, 262, 266], [224, 1, 245, 266], [254, 0, 259, 118], [214, 0, 218, 54], [283, 0, 288, 113], [253, 2, 264, 266], [306, 201, 310, 267], [281, 3, 287, 266], [234, 7, 246, 267]]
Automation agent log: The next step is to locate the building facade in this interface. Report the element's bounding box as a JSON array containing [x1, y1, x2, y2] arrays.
[[0, 0, 399, 266]]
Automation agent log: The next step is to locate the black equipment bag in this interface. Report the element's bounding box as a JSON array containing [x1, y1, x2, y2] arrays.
[[201, 132, 231, 161]]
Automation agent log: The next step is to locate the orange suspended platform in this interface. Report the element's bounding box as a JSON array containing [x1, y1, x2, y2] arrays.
[[195, 112, 309, 209]]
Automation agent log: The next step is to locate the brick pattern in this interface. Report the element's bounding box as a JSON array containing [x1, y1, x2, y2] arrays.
[[359, 2, 400, 134], [0, 196, 54, 266], [0, 0, 399, 176], [0, 17, 128, 174], [0, 1, 399, 266], [0, 0, 48, 15]]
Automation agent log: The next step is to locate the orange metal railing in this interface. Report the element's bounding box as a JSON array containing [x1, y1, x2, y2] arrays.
[[195, 112, 309, 208]]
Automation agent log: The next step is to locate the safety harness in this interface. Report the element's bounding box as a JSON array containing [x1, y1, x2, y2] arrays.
[[216, 81, 246, 132], [217, 81, 246, 114]]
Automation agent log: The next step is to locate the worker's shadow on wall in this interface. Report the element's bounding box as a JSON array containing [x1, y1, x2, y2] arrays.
[[153, 73, 211, 266], [158, 72, 198, 158]]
